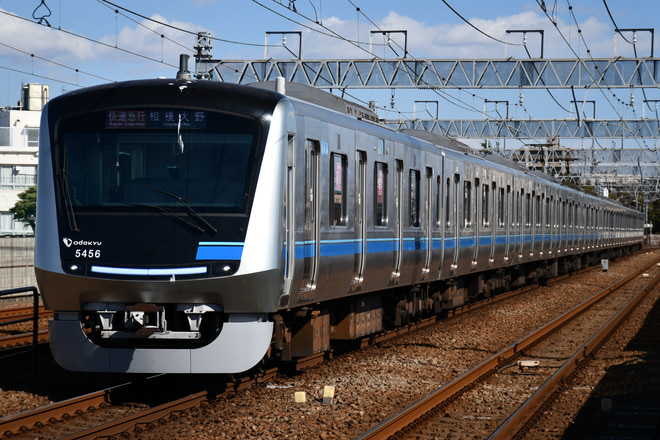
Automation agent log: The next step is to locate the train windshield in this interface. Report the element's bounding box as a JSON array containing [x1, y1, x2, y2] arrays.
[[58, 108, 261, 213]]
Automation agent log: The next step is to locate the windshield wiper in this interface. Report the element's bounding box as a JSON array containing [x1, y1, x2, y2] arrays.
[[124, 202, 206, 234], [59, 146, 80, 232], [144, 185, 218, 234], [58, 173, 80, 232]]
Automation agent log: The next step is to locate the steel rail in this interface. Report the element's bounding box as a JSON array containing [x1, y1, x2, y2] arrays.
[[489, 261, 660, 439], [0, 329, 48, 349], [0, 388, 113, 436], [56, 389, 212, 440], [0, 305, 48, 325], [356, 255, 660, 440]]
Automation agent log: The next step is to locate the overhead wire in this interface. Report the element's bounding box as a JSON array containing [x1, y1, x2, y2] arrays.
[[0, 8, 179, 69], [99, 0, 273, 48], [341, 1, 538, 146], [440, 0, 523, 46], [0, 40, 114, 83], [564, 0, 650, 151], [540, 0, 654, 182], [94, 0, 192, 54], [602, 0, 655, 116]]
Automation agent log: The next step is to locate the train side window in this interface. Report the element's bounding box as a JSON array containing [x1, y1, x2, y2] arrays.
[[374, 162, 388, 227], [330, 153, 347, 226], [409, 169, 421, 227], [463, 180, 472, 228]]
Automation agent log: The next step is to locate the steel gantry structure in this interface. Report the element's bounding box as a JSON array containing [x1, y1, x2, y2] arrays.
[[192, 32, 660, 207]]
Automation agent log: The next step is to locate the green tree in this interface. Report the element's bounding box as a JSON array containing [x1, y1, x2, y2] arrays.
[[10, 186, 36, 232]]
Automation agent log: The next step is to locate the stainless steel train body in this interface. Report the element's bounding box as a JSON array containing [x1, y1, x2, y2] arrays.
[[35, 78, 644, 374]]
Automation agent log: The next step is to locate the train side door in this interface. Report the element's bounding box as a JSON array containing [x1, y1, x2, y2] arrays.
[[504, 183, 512, 263], [391, 159, 404, 282], [422, 166, 433, 278], [300, 139, 320, 297], [451, 172, 461, 271], [281, 134, 296, 306], [438, 153, 446, 276], [353, 150, 367, 285], [473, 175, 480, 268]]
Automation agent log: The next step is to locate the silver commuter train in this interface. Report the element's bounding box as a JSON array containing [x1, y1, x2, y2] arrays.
[[35, 76, 644, 374]]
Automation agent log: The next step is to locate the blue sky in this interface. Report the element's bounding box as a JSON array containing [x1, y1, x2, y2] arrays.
[[0, 0, 658, 148]]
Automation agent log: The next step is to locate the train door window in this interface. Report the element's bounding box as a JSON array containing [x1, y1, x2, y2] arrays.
[[436, 176, 442, 228], [482, 183, 490, 228], [374, 162, 388, 227], [304, 141, 319, 229], [536, 194, 541, 227], [463, 180, 472, 228], [410, 169, 421, 227], [453, 174, 461, 230], [498, 187, 505, 228], [425, 167, 433, 227], [445, 177, 452, 228], [516, 189, 525, 226], [330, 153, 347, 226], [525, 192, 531, 227], [545, 196, 551, 228]]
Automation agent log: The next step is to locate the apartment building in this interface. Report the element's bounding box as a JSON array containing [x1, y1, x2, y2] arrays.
[[0, 83, 46, 236]]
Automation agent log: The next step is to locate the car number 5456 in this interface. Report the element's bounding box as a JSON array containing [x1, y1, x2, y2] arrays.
[[75, 249, 101, 258]]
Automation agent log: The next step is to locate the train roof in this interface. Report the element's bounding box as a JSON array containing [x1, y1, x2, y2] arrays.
[[248, 80, 380, 123]]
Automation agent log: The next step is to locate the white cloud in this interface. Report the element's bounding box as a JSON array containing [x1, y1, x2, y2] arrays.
[[299, 9, 619, 60]]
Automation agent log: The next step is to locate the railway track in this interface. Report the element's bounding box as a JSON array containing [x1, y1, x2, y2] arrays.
[[0, 305, 48, 324], [356, 255, 660, 439], [0, 254, 653, 439], [0, 276, 557, 439], [0, 305, 50, 350]]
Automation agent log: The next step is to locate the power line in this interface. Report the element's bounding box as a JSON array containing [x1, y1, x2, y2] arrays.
[[0, 9, 178, 69], [340, 0, 539, 135], [0, 40, 114, 83], [99, 0, 271, 48], [0, 64, 86, 89], [94, 0, 191, 54], [440, 0, 522, 46]]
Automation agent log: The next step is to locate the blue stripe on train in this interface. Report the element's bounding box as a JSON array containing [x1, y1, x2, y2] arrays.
[[210, 234, 599, 261], [196, 242, 244, 260]]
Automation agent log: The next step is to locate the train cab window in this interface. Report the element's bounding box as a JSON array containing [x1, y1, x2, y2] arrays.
[[330, 153, 347, 226], [374, 162, 388, 227], [463, 180, 472, 228], [61, 109, 261, 212], [409, 169, 421, 227]]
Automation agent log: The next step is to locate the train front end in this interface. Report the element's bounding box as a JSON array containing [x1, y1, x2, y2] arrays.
[[35, 79, 290, 373]]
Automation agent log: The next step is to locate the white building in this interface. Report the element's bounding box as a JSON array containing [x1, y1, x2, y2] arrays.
[[0, 83, 45, 235]]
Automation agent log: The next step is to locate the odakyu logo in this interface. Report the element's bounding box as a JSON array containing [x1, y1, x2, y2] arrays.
[[63, 238, 102, 248]]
